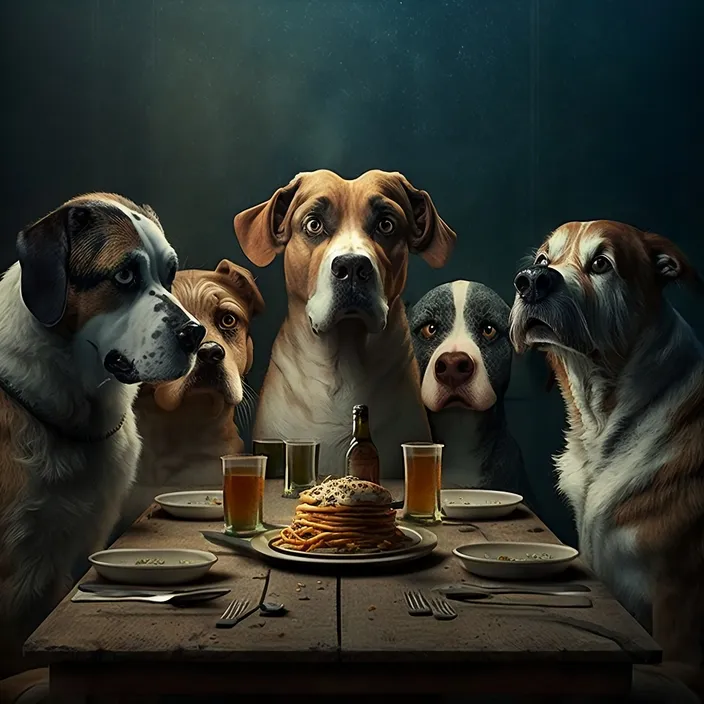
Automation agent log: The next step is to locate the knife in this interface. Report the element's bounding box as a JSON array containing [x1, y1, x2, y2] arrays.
[[79, 583, 221, 596], [434, 583, 591, 597], [72, 588, 231, 604], [201, 531, 259, 556], [444, 593, 593, 608]]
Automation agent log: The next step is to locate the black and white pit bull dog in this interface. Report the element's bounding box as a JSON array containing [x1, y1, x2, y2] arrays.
[[407, 280, 532, 499]]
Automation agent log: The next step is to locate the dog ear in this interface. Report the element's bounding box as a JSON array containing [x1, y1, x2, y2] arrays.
[[215, 259, 265, 316], [395, 173, 457, 268], [643, 232, 702, 290], [233, 177, 301, 268], [16, 205, 89, 327], [244, 336, 254, 375]]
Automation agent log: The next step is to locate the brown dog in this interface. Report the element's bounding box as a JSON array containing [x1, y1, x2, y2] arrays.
[[234, 169, 456, 478], [510, 220, 704, 693], [124, 259, 264, 522]]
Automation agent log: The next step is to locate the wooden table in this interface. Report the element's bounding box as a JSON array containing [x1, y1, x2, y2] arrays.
[[25, 480, 660, 700]]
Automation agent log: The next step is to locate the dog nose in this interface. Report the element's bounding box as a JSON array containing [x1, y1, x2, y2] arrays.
[[434, 352, 475, 389], [331, 254, 374, 283], [176, 321, 206, 354], [104, 350, 134, 376], [197, 341, 225, 364], [514, 266, 561, 303]]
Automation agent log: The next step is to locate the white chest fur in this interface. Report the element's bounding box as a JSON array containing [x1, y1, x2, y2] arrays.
[[254, 314, 431, 478]]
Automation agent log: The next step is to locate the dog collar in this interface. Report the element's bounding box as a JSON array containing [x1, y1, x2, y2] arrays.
[[0, 374, 127, 443]]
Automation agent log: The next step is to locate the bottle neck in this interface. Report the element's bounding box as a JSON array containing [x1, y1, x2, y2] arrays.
[[352, 414, 371, 441]]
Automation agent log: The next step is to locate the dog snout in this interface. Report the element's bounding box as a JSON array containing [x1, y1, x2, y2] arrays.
[[514, 266, 562, 304], [331, 253, 374, 283], [197, 340, 225, 364], [434, 351, 475, 389], [176, 321, 206, 355]]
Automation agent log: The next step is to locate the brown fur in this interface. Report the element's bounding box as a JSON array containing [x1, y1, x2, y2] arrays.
[[234, 169, 455, 308], [128, 260, 264, 513], [536, 220, 704, 695], [233, 169, 453, 478]]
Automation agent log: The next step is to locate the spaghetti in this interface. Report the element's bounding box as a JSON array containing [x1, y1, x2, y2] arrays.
[[271, 476, 407, 553]]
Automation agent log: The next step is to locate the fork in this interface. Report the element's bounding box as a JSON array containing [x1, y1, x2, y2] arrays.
[[403, 590, 432, 616], [215, 598, 251, 628], [429, 597, 458, 620]]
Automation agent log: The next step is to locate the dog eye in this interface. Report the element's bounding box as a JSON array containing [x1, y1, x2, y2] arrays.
[[218, 313, 238, 330], [377, 218, 395, 236], [304, 217, 324, 236], [535, 253, 549, 267], [420, 322, 437, 340], [114, 268, 136, 287], [590, 255, 612, 274], [481, 324, 498, 342]]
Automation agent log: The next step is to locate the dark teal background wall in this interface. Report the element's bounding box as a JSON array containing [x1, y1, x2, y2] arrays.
[[1, 0, 703, 545]]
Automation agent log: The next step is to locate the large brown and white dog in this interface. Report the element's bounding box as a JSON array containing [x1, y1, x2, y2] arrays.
[[0, 193, 204, 674], [234, 170, 456, 477], [125, 260, 264, 523], [510, 220, 704, 682]]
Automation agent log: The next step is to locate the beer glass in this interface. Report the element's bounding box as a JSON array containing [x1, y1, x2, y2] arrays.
[[283, 439, 319, 498], [221, 454, 267, 535], [252, 438, 285, 479], [400, 442, 443, 525]]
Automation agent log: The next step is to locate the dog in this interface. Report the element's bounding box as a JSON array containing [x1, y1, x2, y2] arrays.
[[406, 280, 530, 499], [509, 220, 704, 686], [124, 260, 264, 524], [0, 193, 204, 674], [233, 169, 456, 478]]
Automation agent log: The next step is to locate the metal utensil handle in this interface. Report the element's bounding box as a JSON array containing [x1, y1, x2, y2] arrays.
[[201, 531, 258, 555]]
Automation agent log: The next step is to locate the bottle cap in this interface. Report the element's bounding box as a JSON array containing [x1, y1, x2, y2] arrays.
[[352, 404, 368, 414]]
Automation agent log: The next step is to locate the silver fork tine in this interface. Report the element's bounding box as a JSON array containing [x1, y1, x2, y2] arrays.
[[430, 596, 457, 620], [219, 597, 243, 623], [404, 590, 432, 616], [234, 599, 250, 618]]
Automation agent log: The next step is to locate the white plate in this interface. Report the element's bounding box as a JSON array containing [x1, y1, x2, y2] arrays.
[[441, 489, 523, 520], [269, 527, 422, 560], [89, 548, 218, 585], [249, 526, 437, 567], [453, 541, 579, 580], [154, 491, 224, 520]]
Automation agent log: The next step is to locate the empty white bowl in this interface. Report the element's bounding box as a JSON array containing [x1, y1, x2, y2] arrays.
[[154, 491, 224, 520], [441, 489, 523, 520], [453, 541, 579, 580], [89, 548, 218, 585]]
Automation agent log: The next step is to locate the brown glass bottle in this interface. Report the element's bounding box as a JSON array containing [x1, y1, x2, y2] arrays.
[[345, 405, 380, 484]]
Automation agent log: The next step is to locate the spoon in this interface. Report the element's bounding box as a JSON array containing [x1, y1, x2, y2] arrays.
[[259, 601, 287, 616]]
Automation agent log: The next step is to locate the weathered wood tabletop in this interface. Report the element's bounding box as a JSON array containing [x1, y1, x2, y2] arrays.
[[25, 480, 660, 699]]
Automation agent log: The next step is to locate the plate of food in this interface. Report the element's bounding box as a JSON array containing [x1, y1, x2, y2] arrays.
[[249, 476, 437, 566], [88, 548, 218, 585], [453, 541, 579, 580], [154, 491, 224, 520], [441, 489, 523, 521]]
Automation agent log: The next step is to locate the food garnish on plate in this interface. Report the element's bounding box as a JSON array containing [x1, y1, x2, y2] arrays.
[[271, 476, 408, 554]]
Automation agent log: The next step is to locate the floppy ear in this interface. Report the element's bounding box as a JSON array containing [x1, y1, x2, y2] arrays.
[[643, 232, 702, 290], [233, 177, 301, 268], [16, 205, 89, 327], [215, 259, 265, 316], [396, 173, 456, 268], [244, 336, 254, 375]]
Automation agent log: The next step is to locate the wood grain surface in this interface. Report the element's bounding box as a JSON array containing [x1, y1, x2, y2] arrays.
[[23, 480, 661, 696]]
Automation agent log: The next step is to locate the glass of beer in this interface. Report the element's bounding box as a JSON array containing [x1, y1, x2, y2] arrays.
[[283, 439, 320, 498], [252, 438, 285, 479], [400, 442, 443, 525], [221, 454, 267, 535]]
